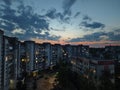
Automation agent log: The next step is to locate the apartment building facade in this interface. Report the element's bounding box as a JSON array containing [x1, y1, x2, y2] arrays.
[[0, 30, 4, 90], [3, 36, 20, 90], [24, 41, 35, 72]]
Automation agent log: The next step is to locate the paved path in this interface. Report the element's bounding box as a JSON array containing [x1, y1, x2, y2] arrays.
[[36, 73, 56, 90]]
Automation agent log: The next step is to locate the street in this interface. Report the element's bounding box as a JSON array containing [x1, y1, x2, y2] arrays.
[[36, 73, 56, 90]]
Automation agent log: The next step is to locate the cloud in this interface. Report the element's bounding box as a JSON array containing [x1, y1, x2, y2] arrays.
[[50, 27, 65, 31], [48, 35, 61, 41], [74, 12, 80, 18], [62, 0, 77, 16], [0, 0, 62, 41], [0, 1, 49, 32], [14, 30, 61, 41], [45, 8, 56, 19], [68, 30, 120, 42], [45, 8, 70, 23], [108, 31, 120, 41], [44, 0, 78, 23], [83, 15, 92, 21], [113, 29, 120, 35], [12, 28, 26, 35], [0, 19, 16, 31], [81, 21, 105, 29], [99, 35, 109, 41], [2, 0, 12, 6]]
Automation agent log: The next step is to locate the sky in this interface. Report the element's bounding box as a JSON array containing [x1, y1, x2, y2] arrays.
[[0, 0, 120, 47]]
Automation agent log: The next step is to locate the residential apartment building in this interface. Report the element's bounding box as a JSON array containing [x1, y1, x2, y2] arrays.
[[71, 46, 115, 85], [62, 44, 72, 62], [16, 41, 21, 79], [3, 36, 19, 90], [43, 43, 52, 69], [115, 60, 120, 89], [71, 57, 89, 78], [81, 45, 89, 57], [89, 59, 115, 84], [105, 46, 120, 59], [24, 41, 35, 72], [37, 44, 46, 70], [35, 43, 46, 71], [0, 30, 4, 90], [20, 42, 26, 75], [51, 44, 62, 66]]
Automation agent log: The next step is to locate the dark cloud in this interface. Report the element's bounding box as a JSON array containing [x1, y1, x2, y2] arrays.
[[68, 30, 120, 42], [0, 1, 49, 31], [108, 30, 120, 41], [55, 13, 71, 23], [0, 0, 61, 41], [63, 17, 70, 23], [81, 21, 105, 29], [0, 20, 16, 31], [45, 8, 56, 19], [17, 28, 60, 42], [114, 29, 120, 33], [69, 32, 106, 42], [55, 12, 64, 21], [48, 35, 61, 41], [44, 0, 78, 23], [50, 27, 65, 31], [74, 12, 80, 18], [62, 0, 77, 16], [45, 8, 70, 23], [83, 15, 92, 21], [2, 0, 12, 6]]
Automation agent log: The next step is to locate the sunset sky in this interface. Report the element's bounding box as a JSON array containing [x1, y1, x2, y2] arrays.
[[0, 0, 120, 47]]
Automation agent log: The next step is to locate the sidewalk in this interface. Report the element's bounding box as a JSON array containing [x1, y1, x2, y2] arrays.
[[36, 73, 56, 90]]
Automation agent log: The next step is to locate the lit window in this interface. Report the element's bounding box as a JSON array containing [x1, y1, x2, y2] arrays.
[[22, 59, 25, 62]]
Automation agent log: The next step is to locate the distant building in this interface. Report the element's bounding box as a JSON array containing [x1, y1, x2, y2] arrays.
[[20, 42, 26, 74], [89, 59, 115, 84], [51, 44, 62, 66], [71, 57, 89, 78], [43, 43, 52, 69], [71, 45, 90, 79], [105, 46, 120, 59], [35, 43, 40, 70], [0, 30, 4, 90], [16, 41, 21, 78], [35, 43, 46, 70], [89, 47, 106, 70], [62, 44, 72, 62], [24, 41, 35, 72], [81, 45, 89, 57], [115, 60, 120, 89], [55, 44, 63, 63], [72, 45, 77, 57], [37, 44, 46, 70], [51, 45, 57, 66]]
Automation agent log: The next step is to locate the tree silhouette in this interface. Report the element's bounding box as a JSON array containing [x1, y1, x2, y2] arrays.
[[98, 70, 115, 90]]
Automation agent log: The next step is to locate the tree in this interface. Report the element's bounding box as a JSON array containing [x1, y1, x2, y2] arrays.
[[16, 80, 22, 90], [54, 61, 96, 90], [98, 70, 115, 90]]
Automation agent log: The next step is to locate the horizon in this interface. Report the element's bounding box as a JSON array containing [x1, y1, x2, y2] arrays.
[[1, 28, 120, 48]]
